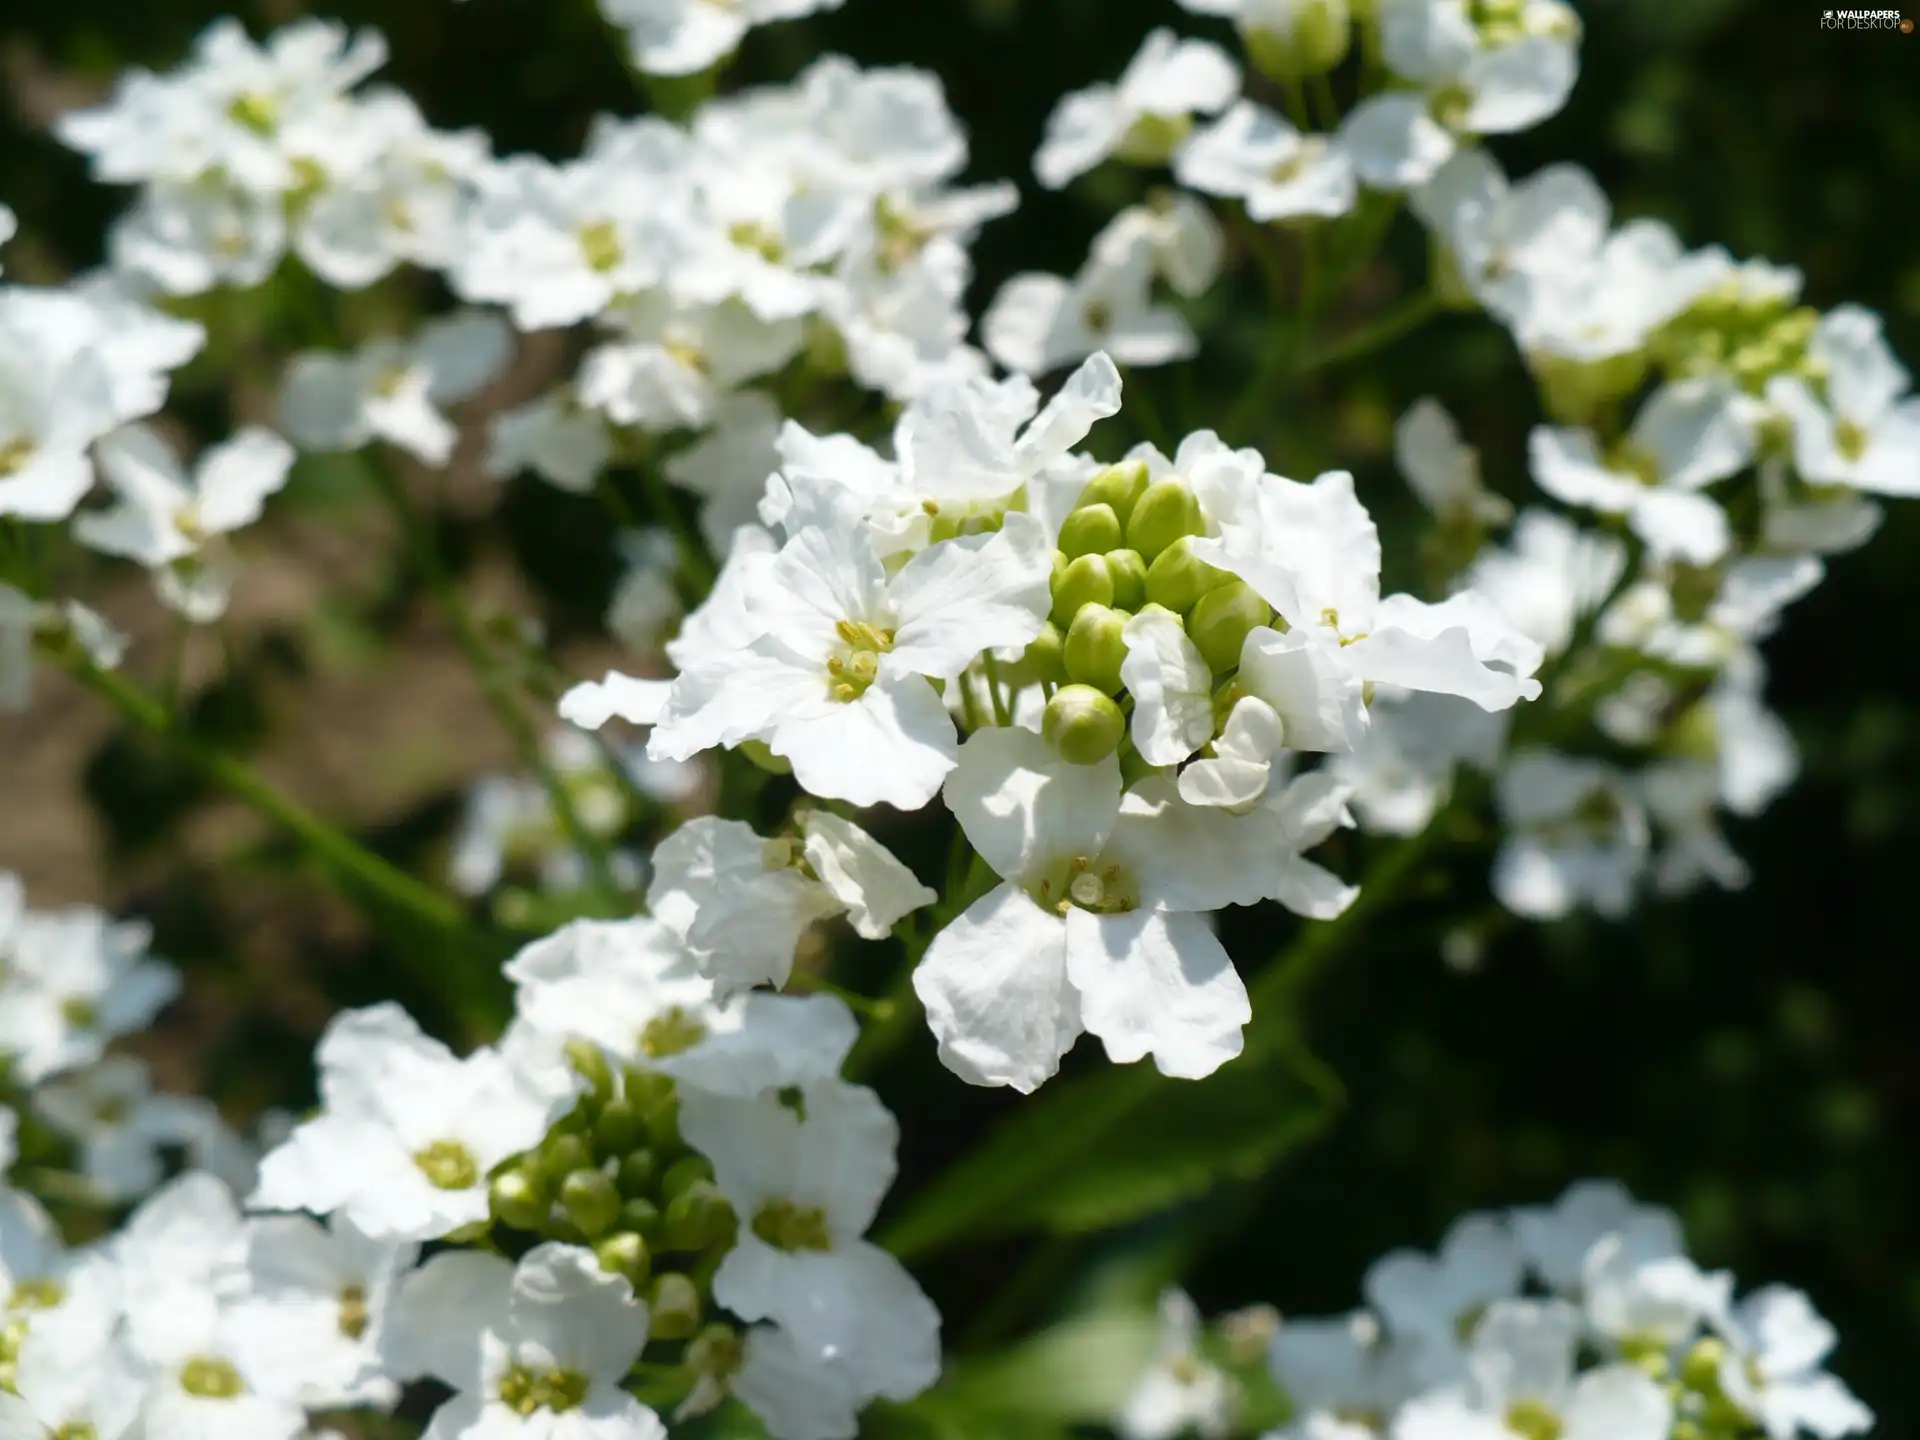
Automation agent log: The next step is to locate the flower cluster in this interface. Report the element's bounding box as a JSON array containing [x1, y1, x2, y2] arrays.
[[1121, 1180, 1872, 1440]]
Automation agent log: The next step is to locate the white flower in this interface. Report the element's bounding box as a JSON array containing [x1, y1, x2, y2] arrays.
[[385, 1242, 663, 1440], [1363, 1212, 1522, 1356], [228, 1212, 417, 1409], [1767, 304, 1920, 497], [1034, 29, 1239, 190], [1411, 149, 1608, 324], [1637, 759, 1750, 895], [680, 1079, 941, 1393], [0, 1291, 145, 1440], [118, 1173, 310, 1440], [1119, 1290, 1232, 1440], [74, 423, 293, 623], [1327, 689, 1508, 837], [666, 391, 786, 551], [251, 1003, 563, 1241], [32, 1056, 229, 1203], [984, 241, 1197, 377], [0, 906, 179, 1085], [647, 505, 1055, 810], [487, 389, 615, 495], [1513, 220, 1720, 368], [601, 0, 846, 76], [1582, 1233, 1732, 1353], [1175, 101, 1356, 223], [1509, 1179, 1682, 1297], [913, 727, 1254, 1091], [1463, 510, 1624, 658], [1491, 752, 1649, 921], [1191, 463, 1543, 729], [1394, 398, 1512, 527], [0, 293, 121, 523], [1716, 1288, 1874, 1440], [1394, 1301, 1670, 1440], [1340, 0, 1578, 190], [579, 294, 802, 435], [505, 915, 859, 1092], [1269, 1310, 1424, 1440], [280, 311, 513, 467], [1530, 378, 1757, 564], [108, 179, 289, 295]]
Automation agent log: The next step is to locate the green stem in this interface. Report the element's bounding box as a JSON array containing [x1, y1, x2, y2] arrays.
[[845, 833, 980, 1080], [1296, 290, 1443, 375], [67, 658, 470, 935], [372, 463, 627, 906], [982, 654, 1014, 728]]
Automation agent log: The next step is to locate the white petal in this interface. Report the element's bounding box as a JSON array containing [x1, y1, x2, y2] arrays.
[[1347, 593, 1543, 710], [560, 672, 671, 730], [1121, 609, 1216, 766], [1629, 490, 1731, 565], [1562, 1365, 1673, 1440], [1064, 909, 1248, 1080], [1462, 37, 1577, 135], [1340, 93, 1455, 189], [1237, 627, 1369, 752], [887, 514, 1052, 680], [941, 725, 1122, 883], [801, 812, 936, 939], [1528, 426, 1641, 514], [1631, 379, 1756, 491], [913, 883, 1079, 1092], [195, 427, 294, 533], [1034, 88, 1128, 190], [774, 676, 957, 811]]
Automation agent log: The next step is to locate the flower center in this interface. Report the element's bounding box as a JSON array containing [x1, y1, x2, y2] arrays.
[[59, 996, 98, 1029], [1268, 137, 1326, 185], [1504, 1400, 1564, 1440], [1036, 855, 1139, 916], [498, 1362, 590, 1416], [1834, 418, 1870, 463], [412, 1139, 480, 1191], [1608, 439, 1664, 486], [7, 1280, 63, 1313], [827, 619, 895, 702], [727, 221, 786, 264], [179, 1356, 246, 1399], [1430, 83, 1475, 133], [226, 91, 279, 135], [51, 1425, 98, 1440], [0, 438, 36, 478], [1082, 299, 1114, 335], [751, 1199, 833, 1253], [1318, 607, 1368, 646], [639, 1005, 709, 1059], [338, 1284, 369, 1341], [577, 220, 624, 274]]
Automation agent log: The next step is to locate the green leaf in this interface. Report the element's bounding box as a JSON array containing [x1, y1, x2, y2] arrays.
[[900, 1309, 1161, 1430], [879, 1034, 1339, 1259]]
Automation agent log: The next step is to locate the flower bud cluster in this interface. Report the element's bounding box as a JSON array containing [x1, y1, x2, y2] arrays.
[[1118, 1180, 1872, 1440]]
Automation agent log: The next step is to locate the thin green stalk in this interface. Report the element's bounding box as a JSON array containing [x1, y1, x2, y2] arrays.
[[1296, 290, 1443, 375], [372, 464, 626, 905], [67, 658, 470, 936], [1310, 73, 1342, 132], [982, 653, 1014, 728], [845, 833, 980, 1080]]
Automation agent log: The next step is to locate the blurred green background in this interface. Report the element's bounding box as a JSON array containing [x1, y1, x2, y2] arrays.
[[2, 0, 1916, 1430]]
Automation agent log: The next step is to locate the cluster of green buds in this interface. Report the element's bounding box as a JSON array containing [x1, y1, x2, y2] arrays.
[[1653, 281, 1824, 396], [1530, 350, 1653, 428], [487, 1042, 741, 1382], [1026, 461, 1271, 768], [1624, 1335, 1766, 1440]]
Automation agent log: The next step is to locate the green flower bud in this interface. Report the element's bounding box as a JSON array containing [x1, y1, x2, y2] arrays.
[[1059, 503, 1124, 559], [616, 1148, 658, 1197], [1050, 552, 1115, 627], [645, 1092, 684, 1153], [1120, 744, 1165, 787], [1042, 684, 1128, 765], [1113, 112, 1193, 167], [928, 511, 965, 544], [1126, 476, 1204, 560], [1106, 548, 1148, 610], [1014, 622, 1067, 686], [1063, 604, 1131, 695], [647, 1274, 703, 1341], [593, 1097, 647, 1156], [1186, 580, 1270, 673], [594, 1231, 653, 1289], [1079, 460, 1150, 527], [489, 1168, 548, 1232], [559, 1167, 623, 1239], [1242, 0, 1351, 81], [563, 1038, 614, 1101], [661, 1154, 716, 1203], [663, 1179, 735, 1252], [686, 1323, 745, 1380], [738, 739, 793, 775], [1681, 1337, 1730, 1395], [538, 1133, 593, 1185], [1145, 536, 1229, 613], [1532, 350, 1650, 427]]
